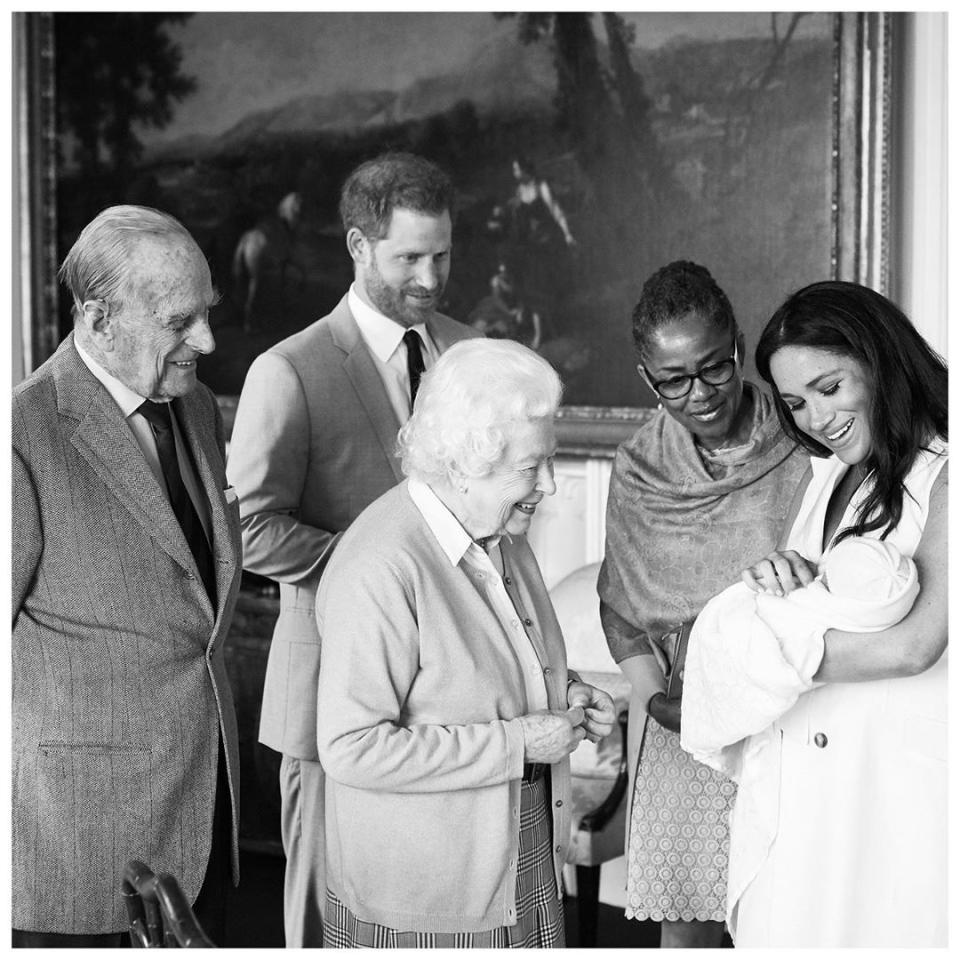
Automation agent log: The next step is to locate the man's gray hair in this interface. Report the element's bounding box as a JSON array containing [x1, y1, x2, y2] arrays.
[[398, 339, 562, 484], [58, 205, 196, 319]]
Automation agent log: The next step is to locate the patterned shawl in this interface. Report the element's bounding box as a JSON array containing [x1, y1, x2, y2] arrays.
[[599, 384, 808, 651]]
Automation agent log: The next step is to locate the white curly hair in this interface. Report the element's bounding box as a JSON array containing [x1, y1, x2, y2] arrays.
[[398, 338, 562, 485]]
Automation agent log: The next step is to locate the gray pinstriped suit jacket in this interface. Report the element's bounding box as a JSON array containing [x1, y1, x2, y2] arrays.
[[11, 334, 242, 934], [226, 296, 480, 759]]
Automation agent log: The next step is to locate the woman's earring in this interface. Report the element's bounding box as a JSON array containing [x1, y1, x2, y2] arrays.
[[657, 401, 663, 411]]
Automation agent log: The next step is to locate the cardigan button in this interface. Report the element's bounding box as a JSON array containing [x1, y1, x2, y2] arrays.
[[814, 732, 828, 748], [523, 617, 533, 627], [504, 576, 512, 585], [555, 799, 563, 808]]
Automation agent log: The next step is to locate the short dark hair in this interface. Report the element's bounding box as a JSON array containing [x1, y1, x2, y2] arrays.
[[631, 260, 737, 357], [338, 151, 454, 239], [756, 279, 948, 542]]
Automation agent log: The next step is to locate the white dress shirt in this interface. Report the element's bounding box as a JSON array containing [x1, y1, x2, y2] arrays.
[[407, 477, 549, 713], [74, 339, 212, 544], [348, 284, 439, 423]]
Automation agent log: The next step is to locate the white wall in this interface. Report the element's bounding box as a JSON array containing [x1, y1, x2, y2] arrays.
[[892, 13, 948, 357], [527, 457, 612, 590]]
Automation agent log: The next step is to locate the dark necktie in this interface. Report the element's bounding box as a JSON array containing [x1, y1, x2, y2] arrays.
[[403, 329, 425, 407], [138, 400, 217, 602]]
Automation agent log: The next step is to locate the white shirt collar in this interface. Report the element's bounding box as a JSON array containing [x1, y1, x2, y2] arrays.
[[74, 338, 148, 418], [348, 284, 430, 363], [407, 477, 505, 566]]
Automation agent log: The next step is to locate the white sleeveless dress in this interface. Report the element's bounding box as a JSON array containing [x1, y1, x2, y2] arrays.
[[727, 440, 947, 947]]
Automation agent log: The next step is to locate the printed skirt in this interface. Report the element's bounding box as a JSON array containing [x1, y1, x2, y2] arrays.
[[625, 715, 736, 923], [323, 776, 564, 948]]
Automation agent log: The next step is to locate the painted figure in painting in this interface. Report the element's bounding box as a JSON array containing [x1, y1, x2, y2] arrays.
[[232, 190, 305, 331]]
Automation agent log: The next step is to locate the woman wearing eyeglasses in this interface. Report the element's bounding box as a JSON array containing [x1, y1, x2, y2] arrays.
[[597, 261, 807, 948]]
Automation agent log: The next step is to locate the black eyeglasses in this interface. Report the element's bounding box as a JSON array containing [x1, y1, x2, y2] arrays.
[[643, 343, 739, 400]]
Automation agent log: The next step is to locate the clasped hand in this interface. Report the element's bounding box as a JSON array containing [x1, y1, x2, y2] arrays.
[[519, 682, 616, 764], [742, 549, 817, 596]]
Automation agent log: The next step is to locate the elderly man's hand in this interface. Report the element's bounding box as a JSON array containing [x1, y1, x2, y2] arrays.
[[567, 681, 617, 743], [519, 708, 586, 763]]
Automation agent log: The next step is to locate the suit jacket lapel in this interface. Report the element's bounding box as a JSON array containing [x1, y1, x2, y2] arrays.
[[60, 351, 199, 579], [174, 391, 237, 625], [329, 299, 405, 483]]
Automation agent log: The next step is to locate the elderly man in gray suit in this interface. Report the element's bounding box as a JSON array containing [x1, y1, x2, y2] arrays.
[[226, 152, 480, 946], [12, 206, 242, 947]]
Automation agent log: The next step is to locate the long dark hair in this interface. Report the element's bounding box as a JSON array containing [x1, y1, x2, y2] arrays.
[[756, 280, 947, 541]]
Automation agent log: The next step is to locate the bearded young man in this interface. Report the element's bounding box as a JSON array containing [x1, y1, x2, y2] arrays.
[[226, 152, 479, 947]]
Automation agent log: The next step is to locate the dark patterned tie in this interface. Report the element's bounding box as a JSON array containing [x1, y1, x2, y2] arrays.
[[138, 400, 216, 602], [403, 329, 425, 407]]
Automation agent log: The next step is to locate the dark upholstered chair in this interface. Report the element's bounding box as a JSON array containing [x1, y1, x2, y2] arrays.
[[122, 859, 215, 948], [550, 562, 631, 947]]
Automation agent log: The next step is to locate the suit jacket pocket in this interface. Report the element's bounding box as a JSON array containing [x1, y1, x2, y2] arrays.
[[36, 742, 153, 827], [20, 743, 156, 929]]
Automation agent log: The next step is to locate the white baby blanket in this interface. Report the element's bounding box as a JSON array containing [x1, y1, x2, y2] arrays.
[[680, 537, 919, 776]]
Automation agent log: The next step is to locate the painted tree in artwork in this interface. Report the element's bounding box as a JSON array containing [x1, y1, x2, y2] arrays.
[[496, 12, 678, 300], [54, 13, 196, 183]]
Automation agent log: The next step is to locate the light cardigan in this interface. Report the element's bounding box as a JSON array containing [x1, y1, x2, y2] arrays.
[[315, 480, 572, 933]]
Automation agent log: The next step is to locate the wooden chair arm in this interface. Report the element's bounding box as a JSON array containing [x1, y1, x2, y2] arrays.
[[155, 874, 216, 947], [122, 858, 215, 948]]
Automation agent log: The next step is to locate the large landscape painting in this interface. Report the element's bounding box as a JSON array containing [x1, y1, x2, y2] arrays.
[[53, 11, 836, 411]]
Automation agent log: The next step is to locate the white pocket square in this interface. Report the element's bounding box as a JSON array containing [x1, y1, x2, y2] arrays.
[[224, 486, 238, 504]]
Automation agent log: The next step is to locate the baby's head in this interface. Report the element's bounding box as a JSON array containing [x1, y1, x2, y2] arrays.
[[822, 537, 914, 601]]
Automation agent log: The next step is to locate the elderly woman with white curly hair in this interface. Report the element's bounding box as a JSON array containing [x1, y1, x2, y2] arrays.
[[315, 338, 616, 948]]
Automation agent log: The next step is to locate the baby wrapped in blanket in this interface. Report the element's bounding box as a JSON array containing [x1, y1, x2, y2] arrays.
[[680, 536, 919, 775]]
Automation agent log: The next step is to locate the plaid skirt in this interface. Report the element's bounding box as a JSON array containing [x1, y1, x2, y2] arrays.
[[323, 777, 565, 948]]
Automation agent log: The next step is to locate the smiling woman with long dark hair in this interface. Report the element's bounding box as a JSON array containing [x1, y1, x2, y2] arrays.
[[726, 280, 948, 947]]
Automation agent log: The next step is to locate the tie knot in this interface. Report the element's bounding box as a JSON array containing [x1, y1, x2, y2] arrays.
[[138, 399, 173, 431], [403, 329, 423, 352]]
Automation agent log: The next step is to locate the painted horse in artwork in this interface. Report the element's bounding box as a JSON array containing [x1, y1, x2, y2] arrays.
[[232, 191, 304, 331]]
